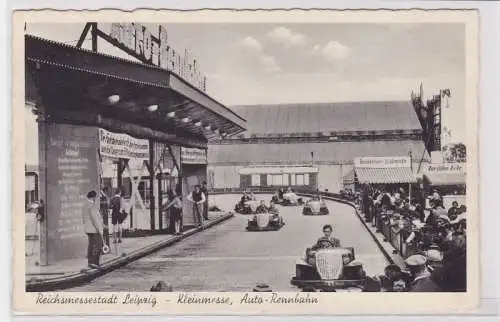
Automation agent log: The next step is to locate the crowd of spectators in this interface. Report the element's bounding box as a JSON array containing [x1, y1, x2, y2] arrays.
[[357, 186, 467, 292]]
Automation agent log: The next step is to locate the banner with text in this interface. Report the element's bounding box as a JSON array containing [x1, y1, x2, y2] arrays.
[[354, 156, 411, 168], [99, 129, 150, 160], [424, 163, 466, 174], [181, 147, 207, 164]]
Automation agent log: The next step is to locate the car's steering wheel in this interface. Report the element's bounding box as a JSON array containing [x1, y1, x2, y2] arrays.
[[317, 239, 335, 249]]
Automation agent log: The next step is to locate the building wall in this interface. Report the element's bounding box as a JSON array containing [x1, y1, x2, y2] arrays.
[[317, 164, 343, 193], [208, 165, 241, 189]]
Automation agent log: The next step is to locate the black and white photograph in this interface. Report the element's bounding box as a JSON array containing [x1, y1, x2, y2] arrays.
[[13, 9, 479, 314]]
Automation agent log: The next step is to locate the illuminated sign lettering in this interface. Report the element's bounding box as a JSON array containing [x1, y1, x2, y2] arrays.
[[102, 23, 207, 92]]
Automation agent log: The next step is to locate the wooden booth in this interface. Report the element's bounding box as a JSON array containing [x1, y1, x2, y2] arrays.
[[25, 23, 246, 265]]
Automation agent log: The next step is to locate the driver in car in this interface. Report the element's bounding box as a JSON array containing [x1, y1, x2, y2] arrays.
[[256, 200, 268, 213], [312, 224, 341, 250], [240, 191, 251, 205]]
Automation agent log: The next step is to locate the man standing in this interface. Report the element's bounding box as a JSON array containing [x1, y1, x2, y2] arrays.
[[188, 184, 206, 227], [83, 190, 105, 269], [405, 254, 441, 292], [200, 181, 209, 220]]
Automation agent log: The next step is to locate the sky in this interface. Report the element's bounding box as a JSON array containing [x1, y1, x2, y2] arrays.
[[25, 22, 466, 145]]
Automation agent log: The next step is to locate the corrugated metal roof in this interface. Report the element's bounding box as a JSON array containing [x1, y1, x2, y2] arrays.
[[229, 101, 421, 135], [208, 140, 429, 164]]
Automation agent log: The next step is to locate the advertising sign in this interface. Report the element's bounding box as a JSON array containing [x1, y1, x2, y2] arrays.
[[97, 23, 207, 92], [424, 163, 466, 174], [354, 156, 411, 168], [99, 128, 150, 160], [181, 147, 207, 164], [43, 124, 100, 263]]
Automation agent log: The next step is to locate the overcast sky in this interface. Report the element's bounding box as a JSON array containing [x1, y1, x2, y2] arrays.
[[25, 23, 466, 144]]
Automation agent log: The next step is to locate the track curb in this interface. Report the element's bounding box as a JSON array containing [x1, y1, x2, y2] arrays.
[[25, 212, 234, 292]]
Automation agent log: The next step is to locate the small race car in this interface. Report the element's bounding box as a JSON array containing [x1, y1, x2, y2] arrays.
[[234, 199, 260, 214], [291, 243, 366, 291], [280, 192, 304, 206], [246, 211, 285, 232], [302, 199, 329, 216]]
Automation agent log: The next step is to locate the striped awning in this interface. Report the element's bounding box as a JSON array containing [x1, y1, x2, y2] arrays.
[[355, 167, 417, 184]]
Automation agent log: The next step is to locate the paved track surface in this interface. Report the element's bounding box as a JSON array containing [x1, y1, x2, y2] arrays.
[[69, 194, 388, 292]]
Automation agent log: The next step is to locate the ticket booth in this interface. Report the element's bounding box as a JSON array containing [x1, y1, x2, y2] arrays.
[[25, 24, 246, 265]]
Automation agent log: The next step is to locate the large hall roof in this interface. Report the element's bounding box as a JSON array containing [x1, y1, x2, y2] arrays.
[[229, 101, 421, 135], [208, 140, 429, 165]]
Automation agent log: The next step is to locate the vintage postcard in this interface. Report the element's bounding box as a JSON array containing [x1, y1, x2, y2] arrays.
[[12, 8, 479, 315]]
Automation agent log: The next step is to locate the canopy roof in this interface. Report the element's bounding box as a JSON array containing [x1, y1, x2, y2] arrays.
[[25, 35, 246, 147]]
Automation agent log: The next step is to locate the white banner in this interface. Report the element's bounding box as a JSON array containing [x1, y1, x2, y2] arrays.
[[354, 156, 411, 168], [181, 147, 207, 164], [99, 128, 150, 160]]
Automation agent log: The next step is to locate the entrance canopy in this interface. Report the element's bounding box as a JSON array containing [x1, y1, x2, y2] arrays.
[[25, 35, 246, 148], [352, 156, 417, 184]]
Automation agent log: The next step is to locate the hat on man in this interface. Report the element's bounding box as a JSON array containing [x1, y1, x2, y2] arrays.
[[253, 283, 272, 292], [425, 249, 443, 262], [347, 260, 363, 267], [405, 254, 427, 267]]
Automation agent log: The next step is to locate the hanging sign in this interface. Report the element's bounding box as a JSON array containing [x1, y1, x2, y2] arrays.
[[424, 163, 465, 174], [355, 156, 411, 168], [99, 128, 150, 160], [181, 147, 207, 164]]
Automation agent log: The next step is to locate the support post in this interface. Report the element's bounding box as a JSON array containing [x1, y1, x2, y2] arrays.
[[149, 140, 155, 231], [158, 175, 163, 230], [76, 23, 92, 48], [91, 23, 98, 52], [36, 109, 49, 266]]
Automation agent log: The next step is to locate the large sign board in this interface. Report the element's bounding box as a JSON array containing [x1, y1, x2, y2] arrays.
[[181, 147, 207, 164], [43, 124, 100, 263], [96, 23, 207, 92], [354, 156, 411, 168], [99, 128, 149, 160]]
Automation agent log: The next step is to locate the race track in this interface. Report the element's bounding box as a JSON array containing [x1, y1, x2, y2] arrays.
[[68, 194, 388, 292]]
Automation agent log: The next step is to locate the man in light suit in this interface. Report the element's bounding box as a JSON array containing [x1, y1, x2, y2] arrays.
[[83, 190, 106, 268]]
